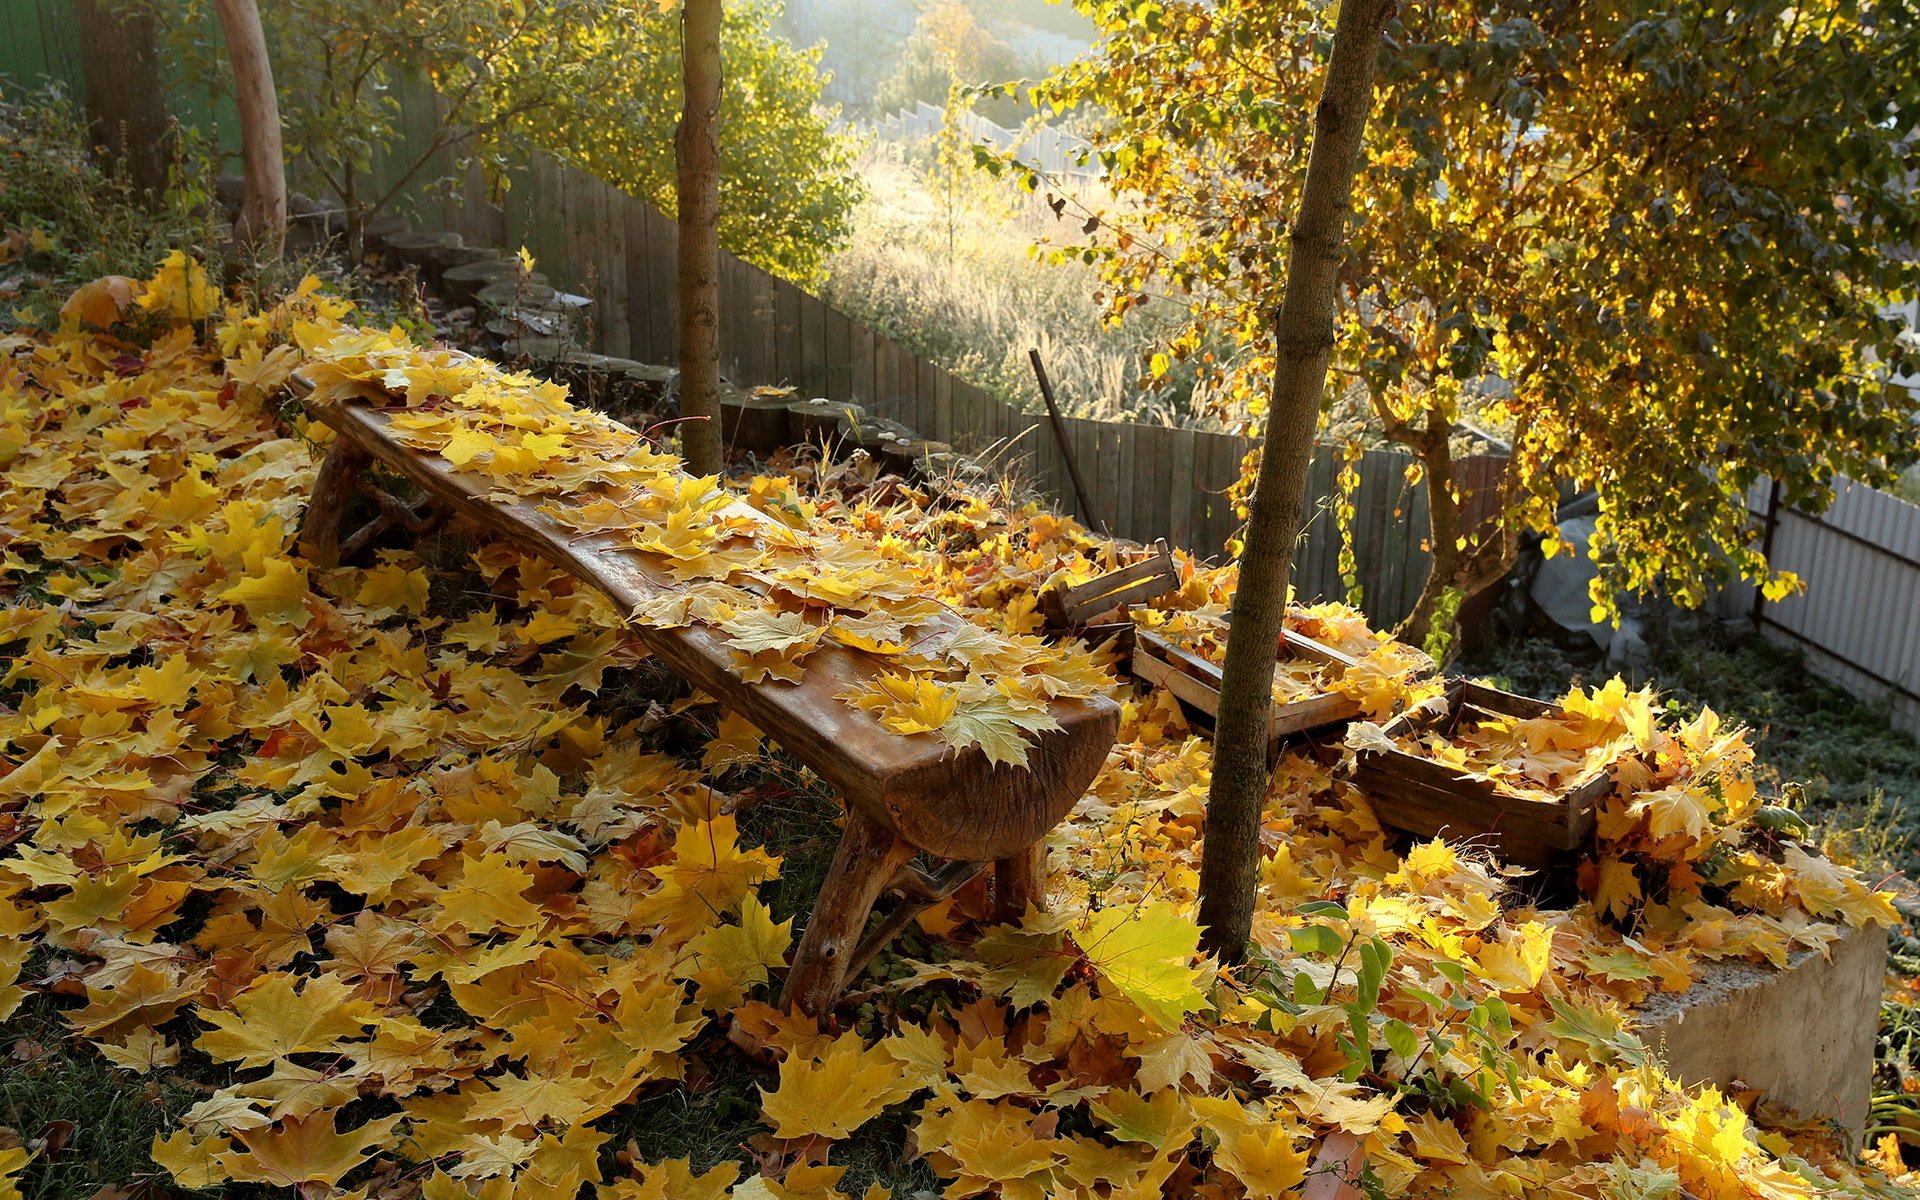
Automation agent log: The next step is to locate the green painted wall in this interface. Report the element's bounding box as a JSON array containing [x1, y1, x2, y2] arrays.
[[0, 0, 239, 156]]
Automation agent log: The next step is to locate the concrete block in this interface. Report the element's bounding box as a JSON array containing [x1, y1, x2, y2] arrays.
[[1635, 921, 1886, 1134]]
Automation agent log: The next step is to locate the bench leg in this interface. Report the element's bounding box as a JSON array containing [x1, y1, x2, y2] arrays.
[[301, 441, 372, 568], [993, 841, 1048, 924], [782, 808, 916, 1017]]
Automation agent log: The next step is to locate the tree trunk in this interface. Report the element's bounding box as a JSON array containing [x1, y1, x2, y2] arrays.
[[1195, 0, 1397, 964], [1397, 429, 1463, 651], [675, 0, 725, 477], [212, 0, 286, 261], [73, 0, 173, 200], [1397, 428, 1521, 656]]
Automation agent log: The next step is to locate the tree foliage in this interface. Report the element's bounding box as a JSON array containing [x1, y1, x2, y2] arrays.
[[177, 0, 857, 282], [1027, 0, 1920, 637], [874, 1, 1046, 124], [531, 0, 861, 284]]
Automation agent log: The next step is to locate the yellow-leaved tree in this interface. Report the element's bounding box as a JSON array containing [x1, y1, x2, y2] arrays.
[[1014, 0, 1920, 645]]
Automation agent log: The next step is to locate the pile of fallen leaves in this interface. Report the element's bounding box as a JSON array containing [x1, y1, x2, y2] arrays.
[[0, 260, 1911, 1199]]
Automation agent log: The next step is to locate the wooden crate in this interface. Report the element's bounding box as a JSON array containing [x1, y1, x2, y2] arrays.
[[1347, 680, 1615, 867], [1131, 627, 1362, 745], [1042, 541, 1178, 632]]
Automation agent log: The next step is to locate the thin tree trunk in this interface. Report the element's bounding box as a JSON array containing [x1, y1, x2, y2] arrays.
[[73, 0, 173, 199], [212, 0, 286, 261], [1397, 431, 1522, 654], [675, 0, 725, 476], [1397, 431, 1463, 649], [1195, 0, 1397, 964]]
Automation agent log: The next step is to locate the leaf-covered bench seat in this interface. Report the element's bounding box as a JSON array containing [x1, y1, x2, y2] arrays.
[[289, 339, 1119, 1014]]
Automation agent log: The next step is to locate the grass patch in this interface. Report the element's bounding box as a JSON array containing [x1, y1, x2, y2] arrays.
[[0, 998, 201, 1200], [823, 141, 1204, 427]]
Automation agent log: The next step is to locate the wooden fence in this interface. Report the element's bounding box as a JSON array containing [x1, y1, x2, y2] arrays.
[[1717, 479, 1920, 741], [0, 27, 1505, 630]]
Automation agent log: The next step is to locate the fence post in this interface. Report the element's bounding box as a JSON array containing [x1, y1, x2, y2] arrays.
[[1750, 477, 1783, 627]]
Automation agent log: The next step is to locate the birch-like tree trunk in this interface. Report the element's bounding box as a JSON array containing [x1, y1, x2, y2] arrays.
[[675, 0, 725, 476], [212, 0, 286, 261], [1196, 0, 1398, 963]]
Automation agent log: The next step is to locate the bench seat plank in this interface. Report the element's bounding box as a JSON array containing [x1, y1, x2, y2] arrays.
[[303, 387, 1118, 865]]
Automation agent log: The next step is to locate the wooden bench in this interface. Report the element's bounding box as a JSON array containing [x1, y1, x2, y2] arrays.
[[290, 371, 1119, 1015]]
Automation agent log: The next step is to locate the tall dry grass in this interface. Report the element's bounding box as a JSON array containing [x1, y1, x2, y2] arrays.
[[821, 139, 1209, 427]]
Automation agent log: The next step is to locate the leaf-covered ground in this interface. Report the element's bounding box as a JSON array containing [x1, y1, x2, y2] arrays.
[[0, 261, 1913, 1199]]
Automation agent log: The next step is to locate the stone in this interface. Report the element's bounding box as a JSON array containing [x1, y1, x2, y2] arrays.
[[477, 279, 561, 313], [883, 437, 954, 480], [383, 229, 465, 273], [1635, 920, 1886, 1135]]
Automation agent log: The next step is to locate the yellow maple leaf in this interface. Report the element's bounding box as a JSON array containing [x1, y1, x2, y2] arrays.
[[635, 815, 779, 939], [760, 1030, 924, 1140], [1473, 921, 1555, 993], [1591, 859, 1643, 923], [1077, 899, 1212, 1030], [214, 1111, 400, 1186], [217, 556, 311, 625], [197, 972, 379, 1068], [430, 852, 544, 933], [1404, 1110, 1473, 1166], [842, 672, 958, 737], [0, 937, 28, 1023], [1089, 1087, 1198, 1146], [1215, 1118, 1310, 1194], [0, 1144, 31, 1200], [682, 895, 792, 1007], [599, 1156, 739, 1200], [355, 563, 431, 615], [151, 1130, 232, 1190]]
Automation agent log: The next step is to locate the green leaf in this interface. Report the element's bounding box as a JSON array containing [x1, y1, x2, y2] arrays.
[[1288, 924, 1345, 958], [1295, 899, 1349, 921], [1382, 1018, 1420, 1061], [1355, 938, 1391, 1010]]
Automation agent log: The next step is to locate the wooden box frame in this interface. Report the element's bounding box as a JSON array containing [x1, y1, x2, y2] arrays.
[[1130, 627, 1363, 746], [1348, 680, 1615, 867]]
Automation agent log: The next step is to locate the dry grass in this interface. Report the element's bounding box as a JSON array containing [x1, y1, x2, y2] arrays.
[[821, 139, 1210, 427]]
